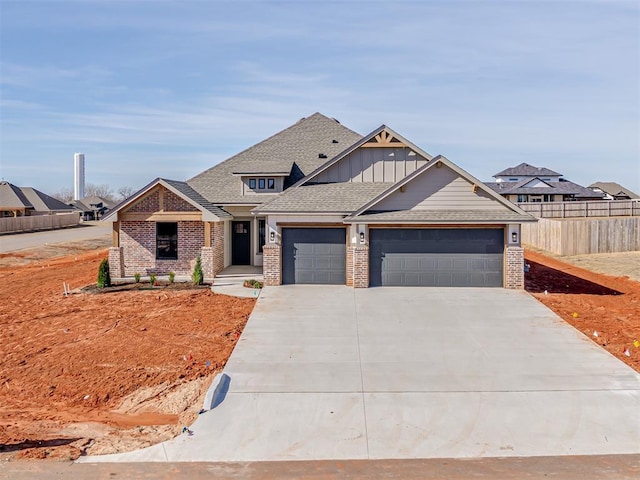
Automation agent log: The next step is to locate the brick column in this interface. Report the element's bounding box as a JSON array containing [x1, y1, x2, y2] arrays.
[[505, 246, 524, 289], [263, 244, 282, 286], [200, 247, 214, 282], [108, 247, 125, 279], [211, 222, 225, 276], [346, 246, 355, 286], [352, 245, 369, 288]]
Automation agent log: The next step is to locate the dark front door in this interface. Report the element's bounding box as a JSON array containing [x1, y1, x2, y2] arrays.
[[232, 221, 251, 265], [282, 228, 346, 284]]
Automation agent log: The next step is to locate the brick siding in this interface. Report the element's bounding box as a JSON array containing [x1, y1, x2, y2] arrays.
[[352, 245, 369, 288], [108, 247, 125, 278], [262, 244, 281, 286], [128, 190, 160, 212], [505, 246, 524, 289], [120, 220, 205, 277], [346, 246, 354, 286]]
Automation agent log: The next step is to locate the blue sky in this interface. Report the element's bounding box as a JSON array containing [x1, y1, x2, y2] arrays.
[[1, 0, 639, 196]]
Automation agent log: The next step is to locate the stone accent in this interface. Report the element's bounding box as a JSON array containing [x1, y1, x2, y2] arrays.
[[352, 245, 369, 288], [346, 246, 354, 286], [505, 246, 524, 289], [108, 247, 125, 279], [262, 244, 282, 286]]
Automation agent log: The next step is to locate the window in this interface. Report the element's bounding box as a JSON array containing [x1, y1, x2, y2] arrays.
[[258, 178, 266, 189], [517, 195, 527, 203], [543, 194, 553, 202], [249, 178, 256, 189], [509, 178, 518, 182], [156, 223, 178, 259], [258, 219, 266, 253], [267, 178, 275, 190]]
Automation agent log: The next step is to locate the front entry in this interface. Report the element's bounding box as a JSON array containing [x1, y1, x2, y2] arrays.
[[232, 221, 251, 265]]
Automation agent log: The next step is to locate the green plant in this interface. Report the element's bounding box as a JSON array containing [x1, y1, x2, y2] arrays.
[[168, 271, 175, 284], [149, 273, 157, 286], [134, 272, 141, 283], [97, 259, 111, 288], [192, 255, 203, 286], [243, 279, 263, 289]]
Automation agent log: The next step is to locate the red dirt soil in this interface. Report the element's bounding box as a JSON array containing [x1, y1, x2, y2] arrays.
[[525, 251, 640, 372], [0, 248, 255, 461], [0, 245, 638, 462]]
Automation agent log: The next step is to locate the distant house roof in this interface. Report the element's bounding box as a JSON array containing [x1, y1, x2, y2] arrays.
[[493, 163, 562, 178], [0, 181, 75, 212], [486, 179, 604, 198], [70, 196, 114, 213], [589, 182, 640, 200], [187, 113, 362, 204]]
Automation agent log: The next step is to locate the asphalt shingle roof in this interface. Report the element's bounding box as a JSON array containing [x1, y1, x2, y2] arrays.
[[485, 180, 603, 198], [255, 182, 395, 213], [188, 113, 362, 205], [589, 182, 640, 199], [0, 181, 74, 212], [161, 179, 232, 219], [493, 163, 562, 178], [345, 209, 536, 223]]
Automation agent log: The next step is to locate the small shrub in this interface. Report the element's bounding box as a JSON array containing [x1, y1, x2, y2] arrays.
[[168, 271, 175, 284], [149, 273, 157, 286], [134, 272, 141, 283], [192, 255, 203, 286], [243, 279, 263, 289], [97, 259, 111, 288]]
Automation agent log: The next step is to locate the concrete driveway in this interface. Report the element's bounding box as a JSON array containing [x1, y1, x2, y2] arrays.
[[82, 287, 640, 462]]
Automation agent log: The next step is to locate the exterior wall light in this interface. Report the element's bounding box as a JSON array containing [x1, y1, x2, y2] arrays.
[[359, 232, 365, 244], [270, 231, 275, 242], [511, 231, 518, 243]]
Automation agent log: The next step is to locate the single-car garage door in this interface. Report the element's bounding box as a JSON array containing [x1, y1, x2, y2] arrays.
[[370, 228, 504, 287], [282, 228, 346, 284]]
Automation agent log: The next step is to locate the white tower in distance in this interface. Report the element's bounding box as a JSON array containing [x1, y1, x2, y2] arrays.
[[74, 153, 85, 200]]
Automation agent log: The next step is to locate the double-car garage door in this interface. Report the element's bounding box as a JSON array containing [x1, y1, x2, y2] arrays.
[[281, 227, 504, 287], [370, 228, 504, 287]]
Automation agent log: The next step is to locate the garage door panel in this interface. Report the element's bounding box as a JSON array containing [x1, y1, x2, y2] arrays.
[[370, 229, 504, 287], [282, 228, 346, 285]]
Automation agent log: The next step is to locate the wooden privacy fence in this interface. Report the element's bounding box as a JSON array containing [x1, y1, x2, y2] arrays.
[[517, 200, 640, 218], [521, 217, 640, 256], [0, 212, 80, 234]]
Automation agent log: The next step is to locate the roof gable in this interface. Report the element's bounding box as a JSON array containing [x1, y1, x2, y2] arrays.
[[518, 178, 553, 189], [103, 178, 231, 222], [295, 125, 433, 187], [350, 155, 532, 220], [0, 181, 33, 209]]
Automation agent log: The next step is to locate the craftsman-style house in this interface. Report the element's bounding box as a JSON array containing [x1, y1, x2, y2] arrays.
[[104, 113, 536, 288]]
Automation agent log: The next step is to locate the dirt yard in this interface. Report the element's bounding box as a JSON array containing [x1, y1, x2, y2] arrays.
[[0, 241, 638, 463], [0, 244, 255, 461], [525, 251, 640, 373]]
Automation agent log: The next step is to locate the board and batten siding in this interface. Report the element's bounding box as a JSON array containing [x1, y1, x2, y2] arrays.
[[312, 147, 430, 184], [373, 165, 500, 211]]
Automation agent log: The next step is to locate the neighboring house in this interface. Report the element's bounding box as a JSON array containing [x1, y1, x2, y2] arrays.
[[104, 113, 536, 289], [0, 181, 77, 217], [486, 163, 603, 203], [588, 182, 640, 201], [70, 196, 113, 220]]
